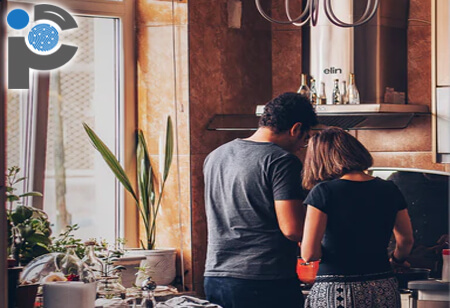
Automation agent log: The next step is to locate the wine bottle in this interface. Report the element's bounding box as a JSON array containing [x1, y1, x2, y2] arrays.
[[318, 82, 327, 105], [332, 79, 341, 104], [310, 78, 317, 105], [348, 73, 360, 104], [297, 73, 310, 97], [341, 80, 348, 104]]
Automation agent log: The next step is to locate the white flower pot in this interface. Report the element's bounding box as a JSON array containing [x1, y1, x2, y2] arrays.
[[116, 253, 146, 288], [127, 248, 177, 287]]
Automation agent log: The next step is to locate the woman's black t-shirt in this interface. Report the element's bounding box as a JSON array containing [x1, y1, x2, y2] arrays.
[[304, 177, 407, 277]]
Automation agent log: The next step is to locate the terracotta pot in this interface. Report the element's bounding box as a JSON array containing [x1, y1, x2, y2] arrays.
[[7, 258, 17, 268]]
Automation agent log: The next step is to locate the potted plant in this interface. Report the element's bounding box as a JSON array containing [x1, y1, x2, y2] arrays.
[[49, 224, 86, 259], [83, 116, 176, 285], [6, 167, 51, 266], [5, 166, 50, 308], [96, 249, 127, 299]]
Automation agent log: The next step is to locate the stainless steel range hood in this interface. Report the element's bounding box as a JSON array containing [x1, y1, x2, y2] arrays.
[[313, 104, 430, 129], [206, 103, 430, 131], [251, 103, 430, 130]]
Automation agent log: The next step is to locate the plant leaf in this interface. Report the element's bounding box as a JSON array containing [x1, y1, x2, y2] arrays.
[[19, 192, 43, 198], [83, 123, 139, 203], [13, 177, 27, 185], [113, 265, 127, 271], [7, 195, 20, 202], [28, 232, 52, 245], [163, 116, 174, 182], [136, 130, 151, 228], [11, 205, 33, 223], [31, 242, 50, 257]]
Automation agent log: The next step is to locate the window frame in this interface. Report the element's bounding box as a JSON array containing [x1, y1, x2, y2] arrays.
[[2, 0, 137, 304], [1, 0, 8, 306], [7, 0, 138, 246]]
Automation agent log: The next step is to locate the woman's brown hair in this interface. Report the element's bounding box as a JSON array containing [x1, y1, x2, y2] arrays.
[[302, 127, 373, 190]]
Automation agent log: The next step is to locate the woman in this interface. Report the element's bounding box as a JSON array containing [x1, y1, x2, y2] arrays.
[[301, 127, 414, 308]]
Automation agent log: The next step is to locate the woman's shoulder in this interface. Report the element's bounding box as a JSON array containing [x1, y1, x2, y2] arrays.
[[367, 177, 401, 189], [308, 180, 333, 195]]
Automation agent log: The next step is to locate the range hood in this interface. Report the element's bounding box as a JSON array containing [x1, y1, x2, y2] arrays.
[[206, 103, 430, 131], [311, 103, 430, 129]]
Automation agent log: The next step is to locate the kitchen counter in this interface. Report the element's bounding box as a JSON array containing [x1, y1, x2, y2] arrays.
[[408, 279, 450, 307]]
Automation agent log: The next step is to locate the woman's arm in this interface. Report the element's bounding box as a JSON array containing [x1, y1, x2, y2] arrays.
[[391, 209, 414, 263], [301, 205, 327, 262]]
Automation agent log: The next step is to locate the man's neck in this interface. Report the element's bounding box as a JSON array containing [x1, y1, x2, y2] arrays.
[[245, 127, 279, 143], [244, 127, 293, 152]]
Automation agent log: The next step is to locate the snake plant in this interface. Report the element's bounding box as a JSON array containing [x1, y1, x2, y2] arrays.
[[83, 117, 173, 250]]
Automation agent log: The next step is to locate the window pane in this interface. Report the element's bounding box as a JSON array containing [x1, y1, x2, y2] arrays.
[[43, 16, 122, 244], [6, 26, 32, 196], [6, 91, 25, 169]]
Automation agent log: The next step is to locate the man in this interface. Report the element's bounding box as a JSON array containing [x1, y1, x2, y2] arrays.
[[203, 92, 318, 308]]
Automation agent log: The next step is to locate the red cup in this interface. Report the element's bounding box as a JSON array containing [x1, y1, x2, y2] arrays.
[[297, 258, 319, 284]]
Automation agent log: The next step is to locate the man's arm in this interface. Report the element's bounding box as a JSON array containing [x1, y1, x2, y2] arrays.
[[275, 199, 306, 242]]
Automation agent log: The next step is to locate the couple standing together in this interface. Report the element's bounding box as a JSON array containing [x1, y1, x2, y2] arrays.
[[203, 93, 414, 308]]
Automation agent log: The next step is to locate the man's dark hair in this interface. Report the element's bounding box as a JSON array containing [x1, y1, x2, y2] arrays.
[[259, 92, 318, 133]]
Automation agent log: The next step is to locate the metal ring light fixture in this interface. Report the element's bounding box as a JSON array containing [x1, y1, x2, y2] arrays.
[[255, 0, 379, 28]]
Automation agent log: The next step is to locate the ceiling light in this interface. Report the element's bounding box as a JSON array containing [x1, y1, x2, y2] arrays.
[[255, 0, 379, 28]]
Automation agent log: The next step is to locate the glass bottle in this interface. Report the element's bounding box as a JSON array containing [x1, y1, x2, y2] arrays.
[[318, 82, 327, 105], [97, 276, 127, 299], [60, 245, 83, 281], [348, 73, 360, 104], [310, 78, 317, 105], [81, 241, 103, 278], [341, 80, 348, 104], [297, 73, 310, 97], [332, 79, 341, 104], [141, 277, 157, 308], [141, 291, 157, 308]]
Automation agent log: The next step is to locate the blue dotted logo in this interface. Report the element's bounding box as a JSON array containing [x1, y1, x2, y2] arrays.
[[7, 9, 29, 30], [6, 4, 78, 89], [28, 24, 59, 52]]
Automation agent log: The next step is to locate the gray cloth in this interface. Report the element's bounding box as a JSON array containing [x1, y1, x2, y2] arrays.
[[203, 139, 305, 280], [156, 296, 222, 308]]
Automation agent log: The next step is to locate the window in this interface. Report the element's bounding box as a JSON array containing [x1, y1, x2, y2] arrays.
[[5, 0, 136, 245], [43, 17, 122, 243]]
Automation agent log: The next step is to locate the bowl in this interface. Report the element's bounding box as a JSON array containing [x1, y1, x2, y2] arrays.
[[297, 258, 319, 285], [394, 268, 431, 289]]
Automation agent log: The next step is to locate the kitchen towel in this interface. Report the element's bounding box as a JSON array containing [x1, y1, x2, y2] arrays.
[[156, 296, 222, 308]]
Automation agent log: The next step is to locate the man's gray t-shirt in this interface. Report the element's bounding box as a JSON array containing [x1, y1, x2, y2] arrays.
[[203, 138, 305, 280]]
